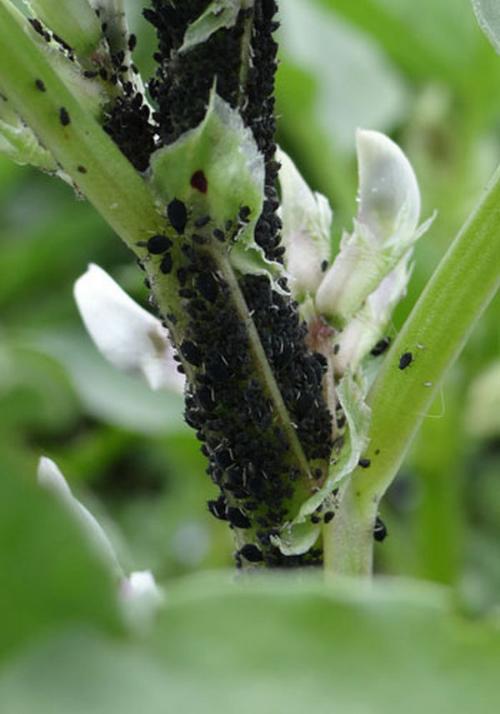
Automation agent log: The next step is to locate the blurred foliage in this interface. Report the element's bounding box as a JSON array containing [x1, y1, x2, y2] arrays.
[[0, 2, 499, 702]]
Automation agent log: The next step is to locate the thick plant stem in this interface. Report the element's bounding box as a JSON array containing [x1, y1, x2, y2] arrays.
[[0, 2, 164, 250], [324, 164, 500, 577]]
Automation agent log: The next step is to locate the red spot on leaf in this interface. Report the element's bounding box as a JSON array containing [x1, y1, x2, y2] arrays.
[[191, 170, 208, 194]]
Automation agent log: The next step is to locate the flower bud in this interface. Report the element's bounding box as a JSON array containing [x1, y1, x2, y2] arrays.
[[278, 148, 332, 300], [74, 264, 184, 393], [316, 129, 427, 327]]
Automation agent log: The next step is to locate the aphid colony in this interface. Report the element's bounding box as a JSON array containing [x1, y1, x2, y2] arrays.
[[140, 195, 334, 566], [28, 9, 155, 173]]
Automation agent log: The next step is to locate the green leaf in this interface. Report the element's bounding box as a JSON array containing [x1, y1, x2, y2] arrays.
[[181, 1, 254, 53], [150, 91, 277, 278], [0, 459, 122, 661], [2, 577, 500, 713], [28, 331, 186, 436]]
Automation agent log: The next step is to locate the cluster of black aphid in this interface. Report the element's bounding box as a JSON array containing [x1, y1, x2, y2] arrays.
[[137, 190, 333, 566], [144, 0, 284, 263]]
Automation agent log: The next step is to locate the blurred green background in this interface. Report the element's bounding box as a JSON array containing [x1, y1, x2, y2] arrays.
[[0, 0, 498, 604]]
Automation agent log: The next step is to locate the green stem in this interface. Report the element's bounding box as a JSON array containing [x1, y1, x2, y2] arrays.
[[325, 163, 500, 576], [0, 2, 162, 250]]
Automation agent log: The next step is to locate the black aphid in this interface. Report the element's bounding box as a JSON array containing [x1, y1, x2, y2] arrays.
[[195, 215, 210, 228], [160, 253, 173, 274], [374, 516, 387, 542], [167, 198, 188, 234], [128, 33, 137, 51], [358, 458, 371, 469], [35, 79, 46, 92], [180, 340, 203, 367], [195, 272, 219, 303], [59, 107, 70, 126], [324, 511, 335, 524], [239, 544, 264, 563], [208, 496, 227, 521], [147, 234, 172, 254], [371, 337, 391, 357], [227, 508, 251, 530], [399, 351, 413, 370]]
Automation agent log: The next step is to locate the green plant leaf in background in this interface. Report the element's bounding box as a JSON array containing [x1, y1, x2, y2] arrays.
[[1, 575, 500, 713]]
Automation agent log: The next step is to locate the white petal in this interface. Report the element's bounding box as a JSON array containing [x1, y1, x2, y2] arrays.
[[356, 128, 420, 246], [120, 570, 164, 629], [471, 0, 500, 54], [316, 130, 424, 326], [121, 570, 162, 601], [278, 148, 332, 299], [74, 264, 184, 394], [37, 456, 122, 576], [334, 257, 411, 374]]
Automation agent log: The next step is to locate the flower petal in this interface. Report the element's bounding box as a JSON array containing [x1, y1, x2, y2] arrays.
[[74, 264, 184, 394], [356, 128, 420, 246], [471, 0, 500, 54], [37, 456, 122, 576], [278, 148, 332, 299], [316, 129, 425, 326]]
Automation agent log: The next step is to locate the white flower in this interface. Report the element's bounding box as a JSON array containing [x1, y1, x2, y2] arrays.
[[74, 263, 184, 394], [38, 457, 162, 624], [471, 0, 500, 54], [334, 254, 412, 374], [38, 455, 123, 576], [278, 147, 332, 300], [316, 129, 429, 327]]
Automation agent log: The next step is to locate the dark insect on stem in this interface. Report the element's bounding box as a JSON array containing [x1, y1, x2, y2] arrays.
[[167, 198, 188, 234], [371, 337, 391, 357], [399, 352, 414, 370], [59, 107, 70, 126], [373, 516, 388, 542]]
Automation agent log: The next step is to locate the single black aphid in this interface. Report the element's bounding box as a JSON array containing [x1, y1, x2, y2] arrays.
[[147, 234, 172, 254], [208, 496, 227, 521], [374, 516, 388, 542], [59, 107, 70, 126], [371, 337, 391, 357], [128, 33, 137, 51], [35, 78, 46, 92], [399, 351, 414, 370], [195, 215, 210, 228], [358, 458, 371, 469], [180, 340, 203, 367], [195, 272, 219, 303], [227, 507, 251, 530], [324, 511, 335, 524], [160, 253, 173, 274], [167, 198, 188, 234], [239, 544, 264, 563]]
